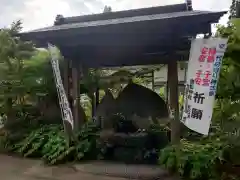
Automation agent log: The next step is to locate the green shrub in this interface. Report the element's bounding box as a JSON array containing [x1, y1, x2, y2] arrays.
[[159, 139, 225, 180], [11, 122, 100, 165]]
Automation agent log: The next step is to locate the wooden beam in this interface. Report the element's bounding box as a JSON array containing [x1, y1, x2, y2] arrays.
[[72, 53, 188, 68], [60, 44, 191, 68], [168, 60, 180, 144]]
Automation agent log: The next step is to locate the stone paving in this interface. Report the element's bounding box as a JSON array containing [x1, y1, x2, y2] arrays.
[[0, 155, 177, 180]]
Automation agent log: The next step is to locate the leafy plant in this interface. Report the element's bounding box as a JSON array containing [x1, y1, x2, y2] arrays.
[[11, 122, 100, 165], [159, 139, 226, 180]]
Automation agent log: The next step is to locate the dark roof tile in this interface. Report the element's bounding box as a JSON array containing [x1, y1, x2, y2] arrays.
[[23, 10, 226, 34], [57, 3, 187, 25]]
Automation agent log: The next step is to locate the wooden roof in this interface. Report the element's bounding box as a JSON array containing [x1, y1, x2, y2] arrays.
[[25, 10, 223, 34], [54, 3, 188, 25], [19, 2, 226, 68]]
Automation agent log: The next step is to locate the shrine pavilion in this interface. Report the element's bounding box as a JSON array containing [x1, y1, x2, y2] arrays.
[[19, 1, 226, 142]]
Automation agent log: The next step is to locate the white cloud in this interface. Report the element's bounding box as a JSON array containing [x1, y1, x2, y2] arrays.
[[193, 0, 231, 11], [0, 0, 232, 31], [22, 0, 72, 30]]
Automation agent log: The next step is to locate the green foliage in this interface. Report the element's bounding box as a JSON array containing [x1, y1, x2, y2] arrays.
[[230, 0, 240, 18], [0, 21, 35, 109], [159, 19, 240, 180], [214, 20, 240, 168], [216, 20, 240, 100], [159, 139, 226, 180], [10, 122, 100, 165], [159, 134, 240, 180], [159, 87, 165, 99]]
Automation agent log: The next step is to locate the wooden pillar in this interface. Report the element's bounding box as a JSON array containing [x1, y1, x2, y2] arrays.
[[236, 1, 240, 18], [68, 60, 73, 111], [168, 60, 180, 144], [62, 59, 72, 137], [91, 92, 96, 117], [166, 79, 169, 104], [96, 87, 100, 107], [151, 70, 155, 91], [71, 61, 80, 131], [78, 64, 87, 124]]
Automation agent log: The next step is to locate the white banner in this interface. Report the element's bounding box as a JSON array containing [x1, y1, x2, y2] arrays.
[[48, 44, 74, 129], [181, 38, 228, 135]]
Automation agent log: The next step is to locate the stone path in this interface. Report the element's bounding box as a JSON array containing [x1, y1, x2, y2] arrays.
[[0, 155, 177, 180]]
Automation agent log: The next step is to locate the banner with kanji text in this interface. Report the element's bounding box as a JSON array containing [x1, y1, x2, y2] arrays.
[[181, 38, 228, 135]]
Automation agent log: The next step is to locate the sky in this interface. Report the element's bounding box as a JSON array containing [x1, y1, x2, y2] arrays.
[[0, 0, 232, 31]]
